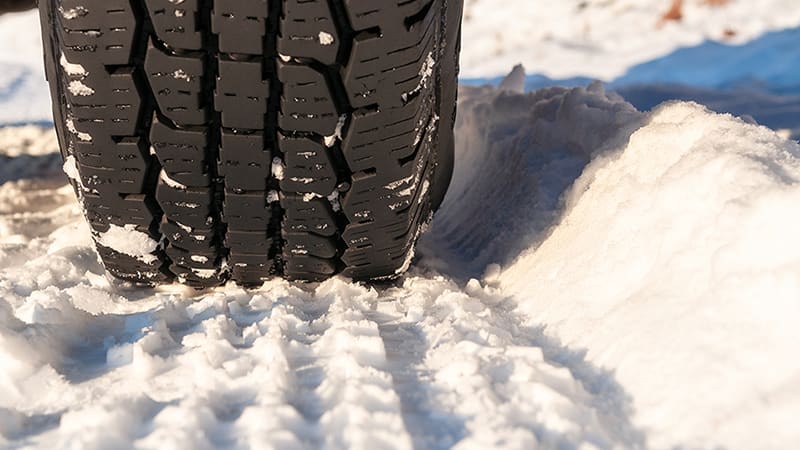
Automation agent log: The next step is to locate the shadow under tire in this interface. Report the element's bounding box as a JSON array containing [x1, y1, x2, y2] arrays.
[[38, 0, 463, 287]]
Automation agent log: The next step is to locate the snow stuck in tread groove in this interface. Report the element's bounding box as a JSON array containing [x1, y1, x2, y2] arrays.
[[95, 224, 160, 264]]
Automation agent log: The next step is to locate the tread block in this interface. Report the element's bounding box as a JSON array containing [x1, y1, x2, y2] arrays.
[[279, 0, 339, 66], [83, 193, 160, 232], [279, 135, 338, 195], [97, 244, 168, 284], [57, 0, 138, 66], [342, 0, 438, 109], [73, 137, 151, 195], [150, 115, 212, 188], [165, 245, 219, 270], [223, 190, 272, 231], [215, 58, 269, 130], [218, 131, 271, 191], [278, 62, 340, 136], [281, 194, 337, 237], [161, 219, 217, 252], [145, 41, 208, 126], [229, 253, 274, 285], [211, 0, 269, 55], [64, 66, 144, 138], [226, 229, 273, 254], [144, 0, 203, 51], [284, 255, 336, 280], [155, 182, 214, 229], [283, 232, 337, 259]]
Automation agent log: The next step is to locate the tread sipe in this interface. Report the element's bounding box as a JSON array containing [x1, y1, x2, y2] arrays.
[[38, 0, 463, 287]]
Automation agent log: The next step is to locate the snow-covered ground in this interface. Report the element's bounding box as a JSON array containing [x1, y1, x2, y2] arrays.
[[2, 2, 800, 450], [461, 0, 800, 80]]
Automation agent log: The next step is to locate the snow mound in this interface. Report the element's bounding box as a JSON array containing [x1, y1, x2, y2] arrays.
[[421, 80, 643, 278], [501, 101, 800, 449]]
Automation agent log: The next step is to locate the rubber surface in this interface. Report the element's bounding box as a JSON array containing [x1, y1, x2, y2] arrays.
[[38, 0, 462, 287]]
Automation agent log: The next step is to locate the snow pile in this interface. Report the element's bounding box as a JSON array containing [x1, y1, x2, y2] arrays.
[[498, 102, 800, 449], [421, 74, 643, 277]]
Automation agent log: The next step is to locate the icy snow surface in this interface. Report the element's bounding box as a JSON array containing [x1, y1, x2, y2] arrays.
[[2, 75, 799, 448]]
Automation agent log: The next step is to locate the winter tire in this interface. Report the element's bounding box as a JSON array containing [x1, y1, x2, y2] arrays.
[[38, 0, 463, 287]]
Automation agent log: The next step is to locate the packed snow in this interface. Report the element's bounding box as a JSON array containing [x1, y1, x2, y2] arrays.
[[2, 2, 800, 450]]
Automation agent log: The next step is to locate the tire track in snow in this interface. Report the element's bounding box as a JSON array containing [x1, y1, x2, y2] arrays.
[[363, 275, 646, 450], [296, 281, 414, 450]]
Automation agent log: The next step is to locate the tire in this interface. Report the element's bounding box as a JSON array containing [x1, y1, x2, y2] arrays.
[[38, 0, 463, 287]]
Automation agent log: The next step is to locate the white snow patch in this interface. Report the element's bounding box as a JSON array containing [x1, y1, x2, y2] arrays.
[[172, 69, 192, 82], [58, 5, 88, 20], [402, 52, 435, 103], [159, 170, 187, 190], [324, 114, 347, 147], [318, 31, 334, 46], [96, 224, 160, 265], [499, 101, 800, 449], [302, 192, 320, 202], [62, 155, 80, 183], [271, 157, 285, 180], [66, 118, 92, 142], [59, 53, 87, 77]]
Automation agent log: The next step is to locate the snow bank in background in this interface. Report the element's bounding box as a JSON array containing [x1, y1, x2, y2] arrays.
[[461, 0, 800, 79], [500, 101, 800, 449], [0, 10, 50, 125]]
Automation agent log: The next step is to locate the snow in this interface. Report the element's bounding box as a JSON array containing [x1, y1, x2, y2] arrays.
[[500, 101, 800, 449], [461, 0, 800, 80], [2, 80, 799, 448], [95, 224, 160, 265], [2, 2, 800, 449], [67, 80, 94, 97]]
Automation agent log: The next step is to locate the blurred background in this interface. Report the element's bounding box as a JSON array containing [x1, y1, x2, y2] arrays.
[[2, 0, 799, 136]]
